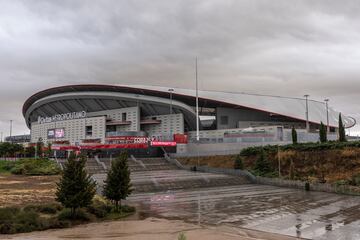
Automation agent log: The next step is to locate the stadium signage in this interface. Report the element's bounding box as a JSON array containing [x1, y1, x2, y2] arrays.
[[38, 111, 87, 124]]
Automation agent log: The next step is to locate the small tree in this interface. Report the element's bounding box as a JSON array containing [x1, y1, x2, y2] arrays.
[[56, 152, 96, 218], [46, 142, 52, 158], [103, 151, 132, 212], [338, 113, 346, 142], [36, 138, 44, 158], [254, 149, 271, 176], [291, 126, 297, 144], [234, 155, 244, 170], [25, 146, 35, 158], [289, 160, 295, 180], [319, 122, 327, 143]]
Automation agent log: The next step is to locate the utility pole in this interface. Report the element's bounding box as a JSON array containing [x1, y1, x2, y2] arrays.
[[324, 99, 330, 133], [195, 57, 200, 167], [196, 57, 199, 142], [9, 120, 13, 143], [304, 95, 309, 132], [168, 88, 174, 141], [0, 132, 3, 142]]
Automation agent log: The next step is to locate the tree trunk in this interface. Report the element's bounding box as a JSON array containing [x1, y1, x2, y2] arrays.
[[119, 199, 122, 213]]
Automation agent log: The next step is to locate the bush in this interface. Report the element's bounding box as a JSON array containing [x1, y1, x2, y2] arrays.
[[0, 158, 61, 175], [57, 208, 92, 222], [178, 232, 187, 240], [350, 174, 360, 186], [120, 205, 135, 213], [0, 208, 42, 234], [86, 196, 112, 218], [234, 155, 244, 170], [289, 160, 295, 180], [240, 141, 360, 157], [253, 150, 272, 176], [23, 203, 63, 214]]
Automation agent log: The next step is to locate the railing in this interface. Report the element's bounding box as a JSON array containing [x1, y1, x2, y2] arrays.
[[130, 154, 145, 168], [94, 155, 107, 171], [194, 166, 256, 183], [161, 147, 190, 170], [255, 176, 360, 196], [49, 156, 64, 170]]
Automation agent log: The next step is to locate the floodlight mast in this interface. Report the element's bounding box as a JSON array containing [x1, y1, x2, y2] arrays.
[[196, 57, 199, 142]]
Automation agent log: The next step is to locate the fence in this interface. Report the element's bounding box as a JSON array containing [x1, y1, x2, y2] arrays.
[[174, 160, 360, 196], [255, 176, 360, 196]]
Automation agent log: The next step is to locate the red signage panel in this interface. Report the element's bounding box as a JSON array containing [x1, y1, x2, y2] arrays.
[[150, 141, 177, 147]]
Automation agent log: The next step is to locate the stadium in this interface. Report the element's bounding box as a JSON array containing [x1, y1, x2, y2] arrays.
[[22, 84, 356, 156]]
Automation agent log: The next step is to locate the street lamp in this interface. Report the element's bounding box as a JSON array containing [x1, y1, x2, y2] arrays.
[[324, 99, 330, 133], [9, 120, 13, 143], [304, 95, 310, 132], [168, 88, 174, 141], [168, 88, 174, 115]]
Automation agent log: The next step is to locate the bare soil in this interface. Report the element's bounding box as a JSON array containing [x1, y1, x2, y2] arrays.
[[4, 217, 301, 240], [0, 174, 59, 207]]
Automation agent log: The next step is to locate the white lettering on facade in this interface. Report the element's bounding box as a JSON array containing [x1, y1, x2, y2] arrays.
[[37, 111, 87, 124]]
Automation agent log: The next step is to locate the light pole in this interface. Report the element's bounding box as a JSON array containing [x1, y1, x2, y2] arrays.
[[324, 99, 330, 133], [168, 88, 174, 141], [304, 95, 309, 132], [9, 120, 13, 143], [0, 132, 3, 142]]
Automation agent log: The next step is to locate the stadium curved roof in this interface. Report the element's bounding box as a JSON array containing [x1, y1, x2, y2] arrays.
[[23, 84, 356, 129]]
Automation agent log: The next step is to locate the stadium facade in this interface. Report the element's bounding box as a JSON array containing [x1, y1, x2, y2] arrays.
[[22, 84, 356, 156]]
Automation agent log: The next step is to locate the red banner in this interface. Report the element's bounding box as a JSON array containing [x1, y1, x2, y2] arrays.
[[52, 143, 148, 151], [150, 141, 177, 147], [173, 134, 188, 144]]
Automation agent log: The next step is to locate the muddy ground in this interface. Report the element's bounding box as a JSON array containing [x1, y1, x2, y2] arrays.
[[4, 217, 300, 240], [0, 174, 59, 207]]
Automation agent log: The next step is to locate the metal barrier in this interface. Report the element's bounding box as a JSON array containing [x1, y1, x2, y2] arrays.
[[94, 155, 107, 171]]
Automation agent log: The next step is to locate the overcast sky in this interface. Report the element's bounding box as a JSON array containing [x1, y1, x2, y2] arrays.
[[1, 0, 360, 139]]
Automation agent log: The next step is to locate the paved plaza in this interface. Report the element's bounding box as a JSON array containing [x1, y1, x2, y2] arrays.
[[93, 158, 360, 239]]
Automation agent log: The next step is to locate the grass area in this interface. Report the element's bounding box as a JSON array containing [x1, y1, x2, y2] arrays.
[[239, 141, 360, 157], [0, 158, 60, 175], [179, 141, 360, 184], [0, 196, 135, 234]]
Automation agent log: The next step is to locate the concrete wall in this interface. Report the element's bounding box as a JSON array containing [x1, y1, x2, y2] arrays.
[[173, 141, 288, 157], [31, 115, 106, 144], [142, 113, 184, 139], [89, 107, 140, 132], [216, 107, 304, 129]]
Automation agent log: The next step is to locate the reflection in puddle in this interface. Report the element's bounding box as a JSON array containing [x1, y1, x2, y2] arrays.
[[130, 185, 360, 240]]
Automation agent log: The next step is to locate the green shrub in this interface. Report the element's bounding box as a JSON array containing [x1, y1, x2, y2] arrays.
[[289, 160, 295, 180], [0, 158, 61, 175], [0, 207, 19, 223], [0, 209, 42, 234], [23, 203, 63, 214], [57, 208, 92, 222], [120, 205, 135, 213], [234, 155, 244, 170], [335, 180, 349, 186], [350, 174, 360, 186], [178, 232, 187, 240], [253, 150, 272, 176], [86, 198, 112, 218], [240, 141, 360, 157]]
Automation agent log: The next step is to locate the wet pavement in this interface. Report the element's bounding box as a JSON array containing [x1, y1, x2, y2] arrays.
[[94, 158, 360, 239]]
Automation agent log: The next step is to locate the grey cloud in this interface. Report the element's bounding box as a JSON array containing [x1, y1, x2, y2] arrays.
[[1, 0, 360, 136]]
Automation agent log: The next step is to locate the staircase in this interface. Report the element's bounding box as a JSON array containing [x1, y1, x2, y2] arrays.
[[92, 155, 251, 194], [85, 157, 106, 174]]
